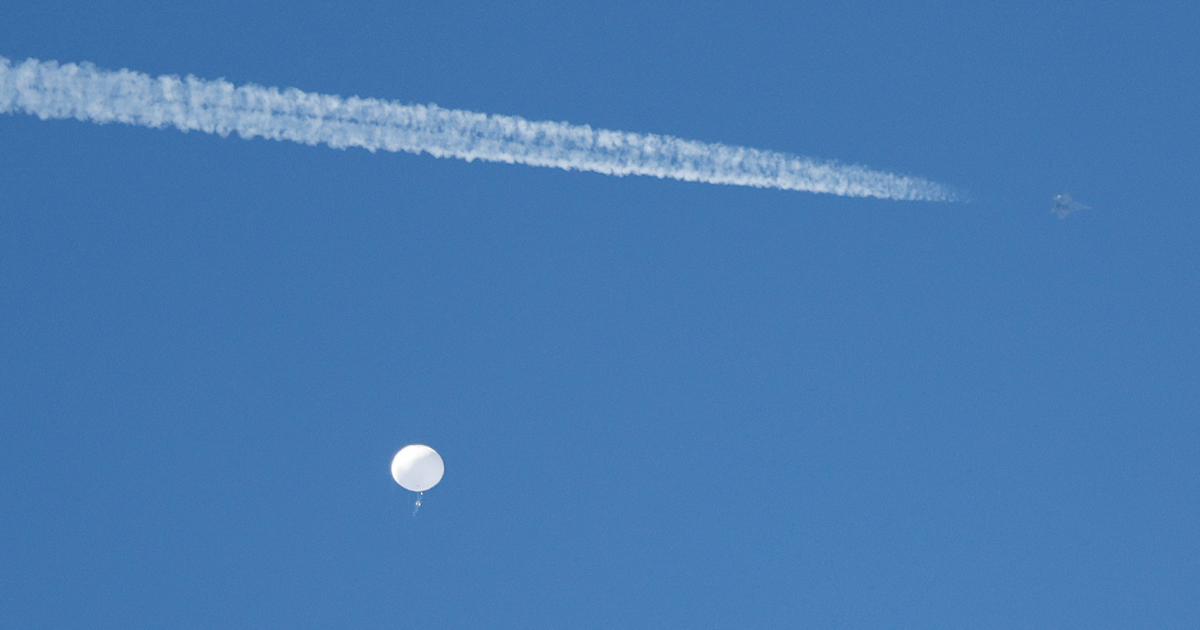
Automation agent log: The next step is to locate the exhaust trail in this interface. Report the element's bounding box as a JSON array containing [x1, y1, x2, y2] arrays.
[[0, 56, 958, 201]]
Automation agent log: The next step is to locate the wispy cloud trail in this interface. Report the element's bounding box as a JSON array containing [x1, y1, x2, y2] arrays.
[[0, 57, 957, 201]]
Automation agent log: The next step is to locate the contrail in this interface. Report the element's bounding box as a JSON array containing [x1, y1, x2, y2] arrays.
[[0, 56, 958, 201]]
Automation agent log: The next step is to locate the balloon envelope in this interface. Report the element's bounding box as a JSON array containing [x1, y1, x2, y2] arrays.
[[391, 445, 444, 492]]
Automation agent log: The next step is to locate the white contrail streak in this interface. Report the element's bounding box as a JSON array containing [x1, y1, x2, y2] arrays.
[[0, 56, 957, 201]]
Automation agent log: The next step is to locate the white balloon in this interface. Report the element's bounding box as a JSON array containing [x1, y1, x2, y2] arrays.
[[391, 445, 444, 492]]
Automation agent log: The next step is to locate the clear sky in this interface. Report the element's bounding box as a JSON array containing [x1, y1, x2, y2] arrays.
[[2, 2, 1197, 627]]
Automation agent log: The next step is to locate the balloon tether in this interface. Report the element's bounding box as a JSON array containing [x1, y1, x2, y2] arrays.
[[412, 492, 424, 517]]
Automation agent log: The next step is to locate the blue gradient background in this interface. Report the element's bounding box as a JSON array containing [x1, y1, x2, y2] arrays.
[[2, 2, 1197, 627]]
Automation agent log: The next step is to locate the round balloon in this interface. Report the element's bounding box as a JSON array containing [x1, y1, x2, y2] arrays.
[[390, 444, 444, 492]]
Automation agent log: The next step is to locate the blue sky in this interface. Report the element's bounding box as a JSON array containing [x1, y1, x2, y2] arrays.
[[2, 2, 1198, 627]]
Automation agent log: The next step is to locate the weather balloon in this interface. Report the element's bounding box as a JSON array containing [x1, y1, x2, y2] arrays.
[[391, 444, 444, 493]]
